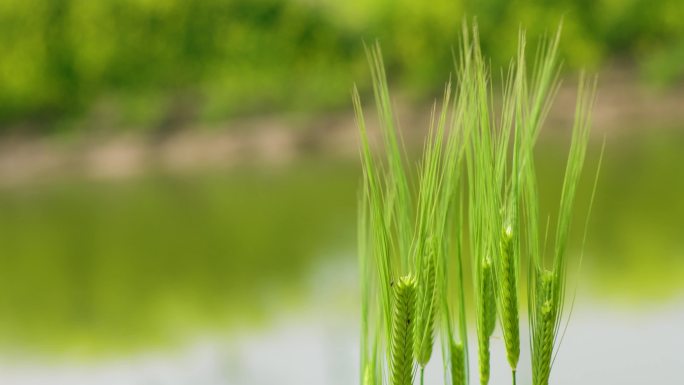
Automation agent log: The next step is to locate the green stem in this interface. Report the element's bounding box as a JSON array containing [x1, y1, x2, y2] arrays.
[[420, 366, 425, 385], [512, 369, 517, 385]]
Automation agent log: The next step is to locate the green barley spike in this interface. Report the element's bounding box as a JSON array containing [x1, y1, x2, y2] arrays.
[[477, 321, 491, 385], [533, 270, 557, 385], [450, 341, 466, 385], [478, 257, 496, 385], [482, 257, 497, 337], [415, 249, 438, 367], [391, 276, 418, 385], [499, 225, 520, 368]]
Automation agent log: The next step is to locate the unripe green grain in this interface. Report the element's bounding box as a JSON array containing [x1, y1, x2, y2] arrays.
[[392, 276, 418, 385], [533, 270, 557, 385], [478, 257, 496, 385], [499, 225, 520, 369], [482, 257, 496, 337], [415, 250, 438, 367], [450, 341, 466, 385], [477, 326, 491, 385]]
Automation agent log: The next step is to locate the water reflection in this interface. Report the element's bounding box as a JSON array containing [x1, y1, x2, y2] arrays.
[[1, 255, 682, 384], [0, 127, 683, 383]]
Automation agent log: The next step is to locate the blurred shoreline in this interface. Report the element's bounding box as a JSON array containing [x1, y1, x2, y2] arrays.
[[0, 70, 682, 188]]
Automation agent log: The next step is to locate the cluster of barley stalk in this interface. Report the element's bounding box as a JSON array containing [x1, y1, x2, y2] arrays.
[[356, 23, 603, 385]]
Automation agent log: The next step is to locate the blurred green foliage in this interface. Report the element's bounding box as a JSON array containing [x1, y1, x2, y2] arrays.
[[0, 0, 683, 131]]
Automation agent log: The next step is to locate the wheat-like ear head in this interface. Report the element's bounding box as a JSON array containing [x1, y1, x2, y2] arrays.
[[477, 256, 496, 385], [482, 257, 497, 337], [391, 275, 418, 385], [533, 270, 558, 385], [415, 245, 438, 367], [499, 225, 520, 368], [450, 341, 466, 385], [477, 320, 491, 385]]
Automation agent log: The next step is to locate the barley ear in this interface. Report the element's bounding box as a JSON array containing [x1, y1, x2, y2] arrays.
[[478, 256, 496, 385], [533, 270, 558, 385], [415, 244, 438, 367], [391, 276, 418, 385], [477, 321, 491, 385], [499, 225, 520, 368], [482, 257, 497, 337], [450, 341, 466, 385]]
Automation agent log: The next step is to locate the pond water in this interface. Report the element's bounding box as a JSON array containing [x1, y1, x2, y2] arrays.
[[1, 254, 682, 384], [0, 127, 683, 383]]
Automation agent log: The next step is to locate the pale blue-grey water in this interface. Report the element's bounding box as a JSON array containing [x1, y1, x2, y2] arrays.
[[0, 256, 682, 385]]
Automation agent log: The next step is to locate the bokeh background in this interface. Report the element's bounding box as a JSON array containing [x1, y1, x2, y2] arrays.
[[0, 1, 683, 384]]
